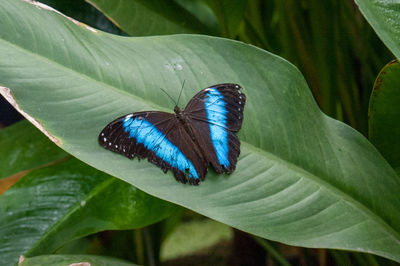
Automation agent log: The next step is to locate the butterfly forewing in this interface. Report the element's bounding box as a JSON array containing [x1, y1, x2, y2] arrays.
[[183, 83, 246, 174], [99, 111, 207, 184]]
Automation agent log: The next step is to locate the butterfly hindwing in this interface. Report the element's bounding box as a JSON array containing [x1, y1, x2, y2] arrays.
[[183, 83, 246, 174], [99, 111, 208, 184]]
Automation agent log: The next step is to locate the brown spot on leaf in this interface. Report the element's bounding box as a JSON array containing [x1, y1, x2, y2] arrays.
[[0, 171, 28, 195]]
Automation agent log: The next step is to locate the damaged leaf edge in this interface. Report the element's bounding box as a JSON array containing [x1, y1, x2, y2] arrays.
[[0, 86, 61, 145], [22, 0, 98, 33]]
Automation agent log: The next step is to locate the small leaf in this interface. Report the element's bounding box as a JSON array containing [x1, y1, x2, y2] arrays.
[[160, 219, 232, 260], [369, 60, 400, 169]]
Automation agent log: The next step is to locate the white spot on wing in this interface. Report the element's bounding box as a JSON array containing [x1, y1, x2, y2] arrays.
[[103, 137, 107, 142], [124, 114, 133, 121]]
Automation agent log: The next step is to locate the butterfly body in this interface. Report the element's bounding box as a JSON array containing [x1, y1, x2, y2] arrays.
[[99, 83, 246, 185]]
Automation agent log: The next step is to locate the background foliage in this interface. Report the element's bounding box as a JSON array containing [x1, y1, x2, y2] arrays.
[[0, 0, 399, 265]]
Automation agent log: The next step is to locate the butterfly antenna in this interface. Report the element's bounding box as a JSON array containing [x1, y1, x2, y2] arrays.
[[160, 88, 177, 106], [176, 80, 185, 108]]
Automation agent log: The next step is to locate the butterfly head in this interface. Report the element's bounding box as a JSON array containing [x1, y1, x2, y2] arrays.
[[174, 105, 182, 114]]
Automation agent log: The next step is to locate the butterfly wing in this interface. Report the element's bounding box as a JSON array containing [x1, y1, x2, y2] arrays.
[[99, 111, 207, 184], [183, 83, 246, 174]]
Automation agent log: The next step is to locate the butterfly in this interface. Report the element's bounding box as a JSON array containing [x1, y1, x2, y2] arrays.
[[98, 83, 246, 185]]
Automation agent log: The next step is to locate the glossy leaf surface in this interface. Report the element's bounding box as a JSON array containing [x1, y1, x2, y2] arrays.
[[0, 159, 176, 265], [0, 0, 399, 262]]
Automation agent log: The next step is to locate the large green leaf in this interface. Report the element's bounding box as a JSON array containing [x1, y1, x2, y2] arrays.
[[369, 60, 400, 170], [0, 159, 176, 265], [19, 254, 136, 266], [87, 0, 210, 36], [0, 0, 399, 262], [355, 0, 400, 58], [0, 120, 66, 180]]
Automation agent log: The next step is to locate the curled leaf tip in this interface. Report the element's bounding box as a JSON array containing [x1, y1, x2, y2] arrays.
[[0, 86, 61, 145]]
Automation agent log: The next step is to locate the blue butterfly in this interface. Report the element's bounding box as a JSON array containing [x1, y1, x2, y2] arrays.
[[99, 83, 246, 185]]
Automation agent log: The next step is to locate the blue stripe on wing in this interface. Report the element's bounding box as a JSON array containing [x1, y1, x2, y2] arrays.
[[122, 115, 199, 179], [204, 88, 230, 168]]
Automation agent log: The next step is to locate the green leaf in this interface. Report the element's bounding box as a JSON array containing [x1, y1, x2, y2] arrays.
[[174, 0, 220, 35], [203, 0, 248, 38], [0, 120, 66, 180], [0, 0, 400, 262], [19, 254, 136, 266], [160, 219, 232, 260], [87, 0, 210, 36], [38, 0, 125, 35], [355, 0, 400, 58], [369, 60, 400, 169], [0, 159, 176, 265]]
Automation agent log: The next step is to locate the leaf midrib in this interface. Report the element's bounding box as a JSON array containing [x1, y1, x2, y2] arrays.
[[1, 17, 399, 246]]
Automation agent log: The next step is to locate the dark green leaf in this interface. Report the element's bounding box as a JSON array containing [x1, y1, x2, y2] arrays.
[[203, 0, 248, 38], [0, 159, 176, 265], [175, 0, 220, 35], [0, 120, 66, 180], [369, 60, 400, 169]]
